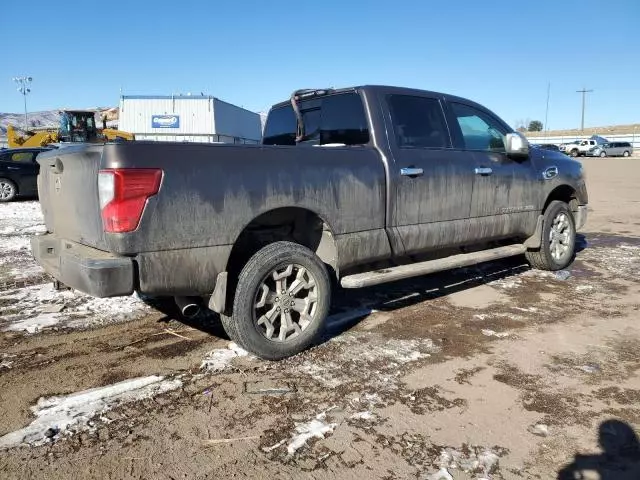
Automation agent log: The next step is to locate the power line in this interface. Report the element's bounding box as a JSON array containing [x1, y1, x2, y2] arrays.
[[576, 87, 593, 132]]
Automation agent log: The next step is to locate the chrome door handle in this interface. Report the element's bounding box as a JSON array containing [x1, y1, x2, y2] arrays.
[[474, 167, 493, 176], [400, 167, 424, 177], [6, 166, 20, 170]]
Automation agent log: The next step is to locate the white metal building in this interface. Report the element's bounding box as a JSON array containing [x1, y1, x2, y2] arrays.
[[119, 95, 262, 144]]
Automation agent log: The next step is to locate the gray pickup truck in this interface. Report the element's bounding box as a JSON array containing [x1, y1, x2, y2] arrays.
[[31, 85, 588, 360]]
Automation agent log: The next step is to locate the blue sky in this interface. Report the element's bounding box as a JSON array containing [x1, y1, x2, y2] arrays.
[[1, 0, 639, 129]]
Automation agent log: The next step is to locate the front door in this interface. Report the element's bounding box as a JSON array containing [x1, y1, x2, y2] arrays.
[[385, 94, 477, 255], [447, 101, 541, 240]]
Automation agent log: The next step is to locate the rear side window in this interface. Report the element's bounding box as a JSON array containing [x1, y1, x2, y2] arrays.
[[450, 102, 506, 152], [262, 92, 369, 146], [10, 152, 35, 163], [388, 95, 450, 148]]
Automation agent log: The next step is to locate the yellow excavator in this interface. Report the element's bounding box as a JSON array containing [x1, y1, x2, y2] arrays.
[[7, 110, 134, 148]]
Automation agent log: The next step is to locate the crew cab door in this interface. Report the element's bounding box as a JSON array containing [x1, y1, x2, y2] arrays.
[[384, 94, 476, 255], [446, 101, 541, 240]]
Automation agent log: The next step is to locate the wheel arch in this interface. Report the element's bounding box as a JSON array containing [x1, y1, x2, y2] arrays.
[[219, 207, 339, 314], [543, 184, 579, 213]]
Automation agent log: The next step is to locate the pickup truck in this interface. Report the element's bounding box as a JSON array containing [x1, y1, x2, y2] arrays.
[[559, 136, 608, 157], [31, 85, 588, 360]]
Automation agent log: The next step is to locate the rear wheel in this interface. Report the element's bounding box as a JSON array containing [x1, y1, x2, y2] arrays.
[[569, 149, 579, 157], [0, 179, 17, 202], [525, 201, 576, 271], [221, 241, 331, 360], [623, 151, 630, 157], [599, 151, 607, 158]]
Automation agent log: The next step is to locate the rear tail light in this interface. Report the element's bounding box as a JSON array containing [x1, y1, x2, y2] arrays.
[[98, 169, 163, 233]]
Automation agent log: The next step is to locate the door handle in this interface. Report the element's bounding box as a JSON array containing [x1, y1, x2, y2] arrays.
[[400, 167, 424, 177], [6, 166, 20, 170], [474, 167, 493, 176]]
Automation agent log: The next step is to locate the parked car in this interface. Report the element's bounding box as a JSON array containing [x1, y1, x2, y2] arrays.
[[532, 143, 561, 152], [559, 136, 608, 157], [0, 147, 54, 202], [586, 142, 634, 157], [31, 85, 588, 360]]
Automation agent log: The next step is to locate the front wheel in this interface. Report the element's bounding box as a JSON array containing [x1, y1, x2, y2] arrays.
[[525, 201, 576, 271], [221, 241, 331, 360], [599, 151, 607, 158]]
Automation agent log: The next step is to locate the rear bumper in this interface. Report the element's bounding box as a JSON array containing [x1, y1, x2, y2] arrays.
[[31, 234, 135, 298]]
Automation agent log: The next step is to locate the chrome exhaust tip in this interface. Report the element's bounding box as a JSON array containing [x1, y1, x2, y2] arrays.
[[174, 296, 201, 318]]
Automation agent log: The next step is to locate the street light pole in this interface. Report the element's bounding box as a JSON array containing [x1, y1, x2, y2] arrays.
[[13, 76, 33, 130], [576, 87, 593, 132]]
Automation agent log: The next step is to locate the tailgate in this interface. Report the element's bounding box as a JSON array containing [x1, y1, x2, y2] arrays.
[[37, 144, 108, 250]]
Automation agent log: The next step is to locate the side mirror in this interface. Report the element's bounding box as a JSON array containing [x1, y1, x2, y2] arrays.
[[505, 132, 529, 158]]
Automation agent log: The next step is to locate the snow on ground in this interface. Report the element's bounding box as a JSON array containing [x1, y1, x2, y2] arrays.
[[285, 409, 338, 455], [0, 283, 151, 333], [0, 375, 183, 449], [200, 342, 251, 371]]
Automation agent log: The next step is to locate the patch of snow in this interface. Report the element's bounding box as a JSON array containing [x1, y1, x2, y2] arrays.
[[350, 411, 375, 421], [3, 313, 60, 333], [286, 410, 338, 455], [427, 467, 454, 480], [514, 306, 538, 312], [527, 423, 549, 437], [472, 314, 489, 321], [0, 375, 182, 449], [0, 284, 151, 333], [200, 342, 250, 371], [438, 446, 501, 477], [575, 284, 595, 292], [481, 329, 510, 338], [490, 278, 523, 289]]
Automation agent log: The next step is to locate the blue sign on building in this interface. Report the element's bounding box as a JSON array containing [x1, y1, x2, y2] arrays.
[[151, 115, 180, 129]]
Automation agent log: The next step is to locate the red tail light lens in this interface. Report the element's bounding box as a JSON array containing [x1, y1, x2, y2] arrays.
[[98, 169, 163, 233]]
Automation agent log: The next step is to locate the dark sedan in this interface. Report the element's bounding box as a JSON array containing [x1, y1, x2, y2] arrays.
[[0, 147, 54, 202]]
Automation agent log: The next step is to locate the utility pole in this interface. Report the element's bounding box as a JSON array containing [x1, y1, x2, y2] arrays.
[[576, 87, 593, 132], [13, 76, 33, 130], [544, 82, 550, 136]]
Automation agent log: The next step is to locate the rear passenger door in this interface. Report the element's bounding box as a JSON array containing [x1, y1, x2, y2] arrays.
[[386, 94, 477, 255], [446, 101, 541, 240]]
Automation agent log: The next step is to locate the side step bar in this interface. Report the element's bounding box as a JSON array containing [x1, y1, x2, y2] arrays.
[[340, 244, 527, 289]]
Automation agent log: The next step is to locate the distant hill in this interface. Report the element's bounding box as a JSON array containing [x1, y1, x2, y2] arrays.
[[526, 123, 639, 138], [0, 107, 119, 134]]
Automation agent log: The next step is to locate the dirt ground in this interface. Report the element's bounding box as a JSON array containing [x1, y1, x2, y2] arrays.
[[1, 158, 640, 480]]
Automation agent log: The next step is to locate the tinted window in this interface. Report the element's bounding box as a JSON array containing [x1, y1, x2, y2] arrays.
[[620, 142, 631, 147], [388, 95, 450, 148], [262, 92, 369, 146], [320, 93, 369, 145], [450, 102, 506, 151], [10, 151, 35, 163]]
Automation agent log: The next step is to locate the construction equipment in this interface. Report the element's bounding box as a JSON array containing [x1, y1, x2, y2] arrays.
[[7, 110, 134, 148]]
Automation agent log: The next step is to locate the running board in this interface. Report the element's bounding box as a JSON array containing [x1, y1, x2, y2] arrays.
[[340, 244, 527, 289]]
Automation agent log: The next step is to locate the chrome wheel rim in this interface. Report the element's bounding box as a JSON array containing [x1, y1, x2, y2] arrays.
[[549, 212, 572, 261], [253, 264, 318, 342], [0, 182, 14, 200]]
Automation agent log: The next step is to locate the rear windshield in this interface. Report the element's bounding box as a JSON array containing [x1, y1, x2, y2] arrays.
[[262, 92, 369, 146]]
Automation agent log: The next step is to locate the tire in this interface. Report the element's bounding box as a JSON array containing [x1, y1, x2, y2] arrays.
[[525, 200, 576, 271], [599, 151, 607, 158], [221, 241, 331, 360], [0, 178, 17, 202], [569, 149, 579, 157], [623, 151, 630, 157]]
